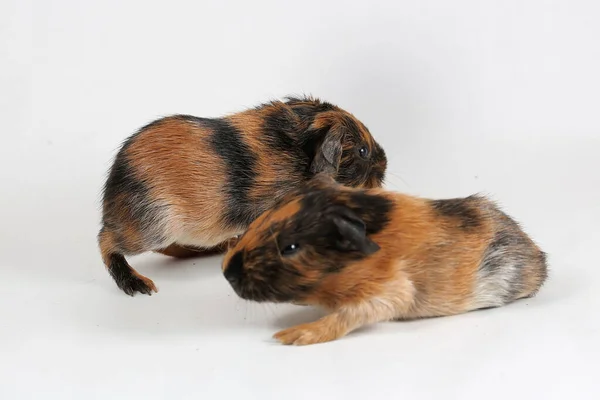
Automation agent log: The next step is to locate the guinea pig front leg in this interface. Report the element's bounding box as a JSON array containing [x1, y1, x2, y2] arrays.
[[274, 275, 416, 346]]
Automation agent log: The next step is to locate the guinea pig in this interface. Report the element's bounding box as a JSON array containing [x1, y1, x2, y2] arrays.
[[221, 174, 548, 346], [98, 97, 387, 296]]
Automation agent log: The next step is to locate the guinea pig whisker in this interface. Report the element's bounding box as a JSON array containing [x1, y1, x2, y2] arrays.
[[264, 303, 278, 321], [386, 171, 411, 189]]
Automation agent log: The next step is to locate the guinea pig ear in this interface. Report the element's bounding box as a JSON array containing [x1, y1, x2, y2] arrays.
[[309, 126, 344, 176], [329, 206, 380, 255]]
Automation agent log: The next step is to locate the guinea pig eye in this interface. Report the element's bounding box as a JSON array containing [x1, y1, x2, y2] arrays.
[[358, 146, 369, 159], [281, 243, 300, 256]]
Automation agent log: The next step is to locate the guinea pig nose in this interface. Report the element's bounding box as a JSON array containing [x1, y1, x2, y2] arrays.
[[224, 251, 244, 284]]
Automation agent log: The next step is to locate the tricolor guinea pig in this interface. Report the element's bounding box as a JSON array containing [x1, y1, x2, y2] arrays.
[[98, 97, 387, 296], [222, 174, 548, 346]]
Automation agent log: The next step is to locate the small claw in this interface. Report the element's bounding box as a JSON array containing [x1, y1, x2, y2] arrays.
[[117, 275, 157, 296]]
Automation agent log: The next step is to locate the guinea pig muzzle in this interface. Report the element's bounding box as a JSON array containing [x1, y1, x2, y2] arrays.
[[223, 251, 268, 302], [223, 251, 244, 285]]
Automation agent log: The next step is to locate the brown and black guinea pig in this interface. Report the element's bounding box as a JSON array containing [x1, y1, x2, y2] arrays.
[[222, 174, 548, 346], [98, 97, 387, 296]]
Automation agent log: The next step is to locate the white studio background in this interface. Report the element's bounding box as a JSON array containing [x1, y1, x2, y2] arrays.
[[1, 1, 599, 399]]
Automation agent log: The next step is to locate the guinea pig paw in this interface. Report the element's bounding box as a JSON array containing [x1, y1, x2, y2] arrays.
[[273, 322, 339, 346], [118, 274, 158, 296]]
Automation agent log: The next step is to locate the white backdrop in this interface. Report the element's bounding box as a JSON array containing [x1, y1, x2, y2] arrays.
[[1, 1, 599, 399]]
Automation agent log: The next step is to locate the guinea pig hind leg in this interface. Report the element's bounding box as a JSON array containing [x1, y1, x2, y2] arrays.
[[98, 226, 158, 296]]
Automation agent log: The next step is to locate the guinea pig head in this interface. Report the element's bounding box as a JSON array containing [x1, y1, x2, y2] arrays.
[[221, 186, 388, 305], [286, 97, 388, 189]]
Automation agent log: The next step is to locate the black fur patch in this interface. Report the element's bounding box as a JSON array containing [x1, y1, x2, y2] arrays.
[[344, 191, 393, 234], [102, 126, 167, 249], [262, 108, 311, 176], [224, 251, 244, 283], [103, 152, 148, 223], [102, 131, 142, 216], [205, 117, 259, 228], [108, 254, 154, 296], [430, 197, 481, 229]]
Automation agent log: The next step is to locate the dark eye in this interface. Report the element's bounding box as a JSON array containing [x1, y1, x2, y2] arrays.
[[358, 146, 369, 159], [281, 243, 300, 256]]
